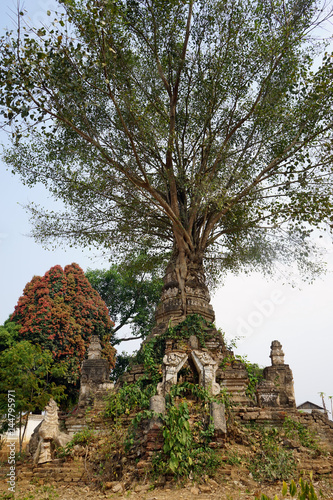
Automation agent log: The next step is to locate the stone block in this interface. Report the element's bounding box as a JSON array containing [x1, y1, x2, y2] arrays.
[[242, 411, 260, 421], [134, 483, 151, 492], [136, 460, 148, 469], [200, 485, 212, 493], [146, 441, 163, 451], [210, 402, 226, 435], [112, 482, 123, 493], [149, 395, 165, 415]]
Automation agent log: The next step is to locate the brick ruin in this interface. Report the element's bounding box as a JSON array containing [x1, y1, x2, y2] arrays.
[[66, 335, 114, 435], [7, 261, 332, 488], [147, 260, 215, 339], [27, 326, 333, 474]]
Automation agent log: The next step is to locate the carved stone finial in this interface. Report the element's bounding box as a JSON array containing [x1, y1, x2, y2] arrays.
[[260, 341, 296, 408], [87, 335, 102, 360], [270, 340, 285, 366]]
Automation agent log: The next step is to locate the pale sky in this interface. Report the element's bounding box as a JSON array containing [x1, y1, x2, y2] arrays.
[[0, 0, 332, 413]]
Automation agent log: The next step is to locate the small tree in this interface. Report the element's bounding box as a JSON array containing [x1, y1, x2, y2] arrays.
[[329, 396, 333, 421], [0, 341, 65, 453], [10, 263, 115, 402]]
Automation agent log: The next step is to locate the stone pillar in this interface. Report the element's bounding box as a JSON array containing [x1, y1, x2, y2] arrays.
[[210, 402, 227, 437], [148, 395, 166, 429], [150, 395, 166, 416]]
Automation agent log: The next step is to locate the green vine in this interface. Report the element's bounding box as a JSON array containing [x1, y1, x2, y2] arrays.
[[104, 380, 157, 421], [164, 314, 215, 347], [283, 417, 320, 452], [128, 314, 217, 385]]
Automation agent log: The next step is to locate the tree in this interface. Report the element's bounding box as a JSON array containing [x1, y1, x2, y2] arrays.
[[10, 263, 115, 396], [1, 0, 333, 328], [86, 258, 163, 345], [0, 341, 65, 453], [0, 320, 21, 353]]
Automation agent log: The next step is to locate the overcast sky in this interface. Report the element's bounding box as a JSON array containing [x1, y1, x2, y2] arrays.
[[1, 0, 332, 413]]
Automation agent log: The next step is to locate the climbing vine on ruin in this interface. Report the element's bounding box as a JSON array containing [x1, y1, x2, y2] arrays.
[[151, 383, 221, 479]]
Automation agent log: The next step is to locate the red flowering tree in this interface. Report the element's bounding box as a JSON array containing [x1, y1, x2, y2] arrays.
[[11, 263, 115, 390]]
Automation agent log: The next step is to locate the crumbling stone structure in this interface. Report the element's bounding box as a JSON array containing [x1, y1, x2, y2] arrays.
[[257, 340, 296, 408], [78, 335, 114, 406], [65, 336, 114, 434], [157, 349, 221, 397], [149, 262, 215, 339]]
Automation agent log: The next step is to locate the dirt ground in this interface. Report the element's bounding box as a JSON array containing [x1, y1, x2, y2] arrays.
[[1, 476, 333, 500], [1, 461, 333, 500]]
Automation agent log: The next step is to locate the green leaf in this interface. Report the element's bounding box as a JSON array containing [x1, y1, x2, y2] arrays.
[[289, 479, 297, 497], [282, 480, 288, 496]]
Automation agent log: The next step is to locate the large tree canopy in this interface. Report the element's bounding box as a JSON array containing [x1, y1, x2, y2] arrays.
[[1, 0, 333, 323]]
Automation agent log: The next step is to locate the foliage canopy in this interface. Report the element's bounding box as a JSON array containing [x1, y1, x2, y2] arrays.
[[1, 0, 333, 287], [86, 259, 163, 344], [0, 340, 65, 450], [10, 263, 115, 390]]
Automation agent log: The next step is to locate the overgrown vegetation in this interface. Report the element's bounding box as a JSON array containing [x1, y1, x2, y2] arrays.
[[0, 484, 60, 500], [238, 356, 264, 400], [248, 426, 297, 482], [101, 317, 229, 480], [283, 417, 320, 452], [246, 419, 325, 484], [56, 428, 95, 458], [0, 341, 66, 453], [112, 314, 217, 383], [151, 383, 222, 479]]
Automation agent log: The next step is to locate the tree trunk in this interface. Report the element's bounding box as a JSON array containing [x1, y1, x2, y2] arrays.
[[151, 249, 215, 338]]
